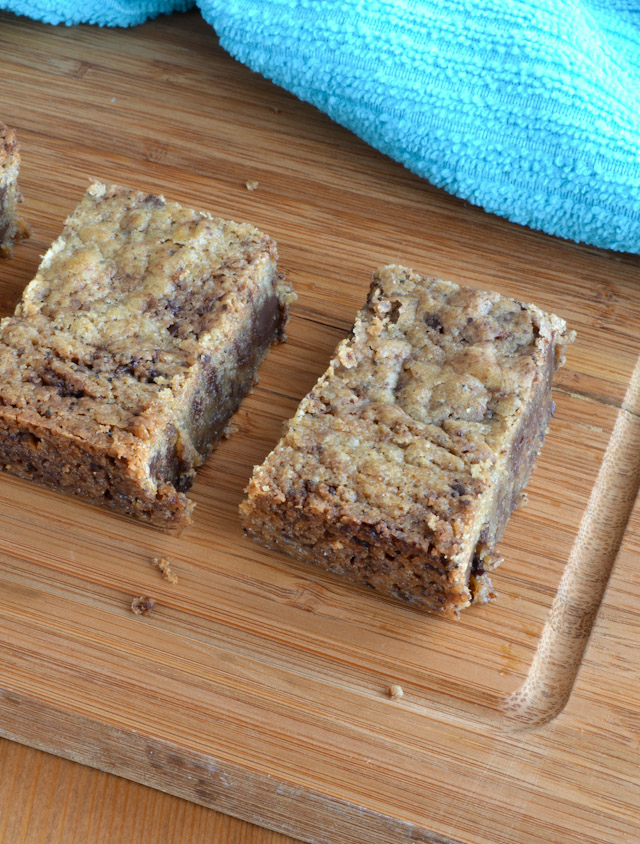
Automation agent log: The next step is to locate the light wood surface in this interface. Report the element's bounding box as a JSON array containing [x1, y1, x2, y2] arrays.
[[1, 10, 640, 844]]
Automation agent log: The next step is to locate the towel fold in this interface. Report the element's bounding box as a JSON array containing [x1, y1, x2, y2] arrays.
[[3, 0, 640, 254], [1, 0, 192, 27]]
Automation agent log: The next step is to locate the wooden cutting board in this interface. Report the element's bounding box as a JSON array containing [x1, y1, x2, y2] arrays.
[[1, 11, 639, 844]]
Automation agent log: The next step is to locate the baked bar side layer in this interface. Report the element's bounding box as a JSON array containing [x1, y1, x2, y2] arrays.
[[0, 413, 194, 528], [0, 123, 30, 258], [241, 491, 472, 614], [464, 306, 560, 604], [0, 183, 292, 530], [241, 266, 573, 615], [147, 264, 290, 500]]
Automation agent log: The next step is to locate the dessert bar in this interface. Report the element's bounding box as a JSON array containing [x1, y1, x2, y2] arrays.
[[241, 264, 573, 615], [0, 182, 293, 530]]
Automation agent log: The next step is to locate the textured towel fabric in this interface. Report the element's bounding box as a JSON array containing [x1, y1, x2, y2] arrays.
[[1, 0, 192, 27], [3, 0, 640, 253]]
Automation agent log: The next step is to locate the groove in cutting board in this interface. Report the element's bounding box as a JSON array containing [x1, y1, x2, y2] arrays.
[[504, 354, 640, 727]]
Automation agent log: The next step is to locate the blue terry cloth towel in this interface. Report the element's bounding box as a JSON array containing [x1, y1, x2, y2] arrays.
[[3, 0, 640, 254]]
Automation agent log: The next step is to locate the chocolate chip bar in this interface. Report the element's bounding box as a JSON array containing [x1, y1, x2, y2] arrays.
[[0, 182, 294, 530], [241, 265, 573, 616]]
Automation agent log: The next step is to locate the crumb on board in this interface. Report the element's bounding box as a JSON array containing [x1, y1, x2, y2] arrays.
[[388, 684, 404, 700], [153, 556, 179, 585], [131, 596, 157, 616], [222, 420, 239, 439], [245, 179, 259, 191]]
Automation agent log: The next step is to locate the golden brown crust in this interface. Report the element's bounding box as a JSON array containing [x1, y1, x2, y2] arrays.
[[241, 265, 574, 616]]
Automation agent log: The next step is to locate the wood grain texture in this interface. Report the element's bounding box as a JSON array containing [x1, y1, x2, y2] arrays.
[[1, 10, 640, 844], [0, 738, 295, 844]]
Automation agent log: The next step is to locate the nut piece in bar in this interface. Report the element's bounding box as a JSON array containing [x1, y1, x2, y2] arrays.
[[0, 182, 294, 530], [0, 122, 30, 258], [241, 264, 574, 616]]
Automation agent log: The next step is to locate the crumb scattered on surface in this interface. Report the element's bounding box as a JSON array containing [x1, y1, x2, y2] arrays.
[[245, 180, 259, 191], [388, 684, 404, 700], [153, 556, 178, 585], [131, 595, 157, 616], [222, 420, 239, 439]]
